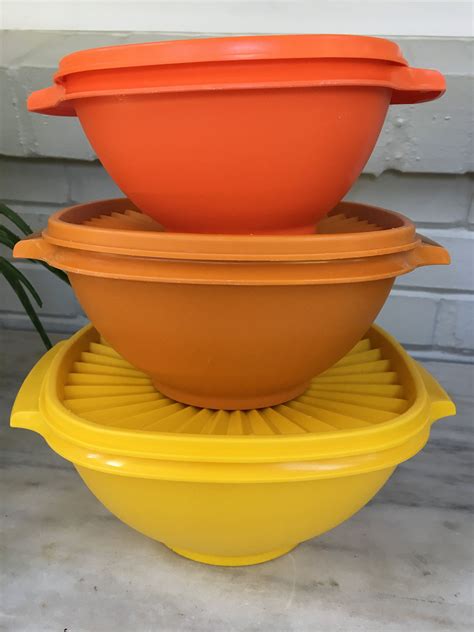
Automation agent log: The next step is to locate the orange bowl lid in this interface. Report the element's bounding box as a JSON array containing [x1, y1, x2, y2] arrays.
[[55, 35, 408, 79], [42, 198, 418, 263]]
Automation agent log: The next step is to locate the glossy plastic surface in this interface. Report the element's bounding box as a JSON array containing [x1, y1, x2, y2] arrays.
[[31, 198, 418, 261], [14, 200, 450, 410], [55, 35, 411, 76], [27, 35, 445, 233], [10, 325, 455, 565]]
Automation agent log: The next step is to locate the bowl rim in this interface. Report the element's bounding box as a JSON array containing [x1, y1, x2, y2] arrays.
[[11, 323, 455, 482], [55, 35, 409, 80], [43, 198, 417, 262], [28, 36, 445, 117], [10, 323, 454, 484]]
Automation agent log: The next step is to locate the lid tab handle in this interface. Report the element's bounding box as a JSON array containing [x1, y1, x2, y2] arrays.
[[417, 364, 456, 424], [10, 343, 64, 434], [410, 234, 450, 267], [13, 233, 54, 263], [27, 84, 75, 116], [391, 66, 446, 104]]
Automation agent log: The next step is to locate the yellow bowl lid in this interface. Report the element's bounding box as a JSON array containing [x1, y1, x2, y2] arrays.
[[11, 324, 455, 482]]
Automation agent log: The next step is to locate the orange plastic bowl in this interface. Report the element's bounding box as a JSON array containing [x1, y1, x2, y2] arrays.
[[14, 199, 450, 410], [28, 35, 445, 234]]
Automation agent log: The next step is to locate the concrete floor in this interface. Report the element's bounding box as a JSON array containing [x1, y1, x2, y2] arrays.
[[1, 329, 473, 632]]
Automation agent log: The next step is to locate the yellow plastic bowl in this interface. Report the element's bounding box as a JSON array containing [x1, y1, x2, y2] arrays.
[[11, 325, 455, 566]]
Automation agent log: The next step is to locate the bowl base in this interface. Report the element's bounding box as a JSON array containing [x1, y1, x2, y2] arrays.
[[168, 545, 296, 566], [152, 381, 310, 410]]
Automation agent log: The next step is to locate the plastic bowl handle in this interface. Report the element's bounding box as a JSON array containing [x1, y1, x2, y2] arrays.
[[410, 233, 451, 268], [10, 343, 64, 434], [27, 84, 76, 116], [417, 364, 456, 423], [13, 233, 55, 262], [391, 66, 446, 104]]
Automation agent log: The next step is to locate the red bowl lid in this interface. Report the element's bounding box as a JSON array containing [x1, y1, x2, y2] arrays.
[[55, 34, 408, 79]]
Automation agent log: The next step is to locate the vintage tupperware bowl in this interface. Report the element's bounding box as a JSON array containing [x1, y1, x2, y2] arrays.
[[14, 198, 450, 410], [27, 35, 445, 233], [10, 325, 455, 566]]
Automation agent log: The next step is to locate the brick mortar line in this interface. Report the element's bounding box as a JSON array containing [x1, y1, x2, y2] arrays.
[[2, 155, 473, 167], [394, 287, 474, 297]]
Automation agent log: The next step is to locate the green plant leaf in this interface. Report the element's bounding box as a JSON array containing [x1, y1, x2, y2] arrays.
[[38, 261, 71, 285], [1, 214, 70, 285], [0, 257, 42, 306], [0, 259, 52, 349], [0, 203, 69, 348], [0, 225, 21, 249], [0, 202, 33, 235]]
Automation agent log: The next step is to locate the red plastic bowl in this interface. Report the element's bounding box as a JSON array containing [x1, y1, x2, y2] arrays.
[[28, 35, 445, 234]]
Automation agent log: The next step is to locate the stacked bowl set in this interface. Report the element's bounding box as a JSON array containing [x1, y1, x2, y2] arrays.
[[12, 35, 456, 566]]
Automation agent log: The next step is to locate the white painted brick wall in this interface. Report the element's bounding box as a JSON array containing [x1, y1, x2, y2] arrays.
[[346, 173, 472, 226], [468, 197, 474, 228], [1, 158, 69, 203], [376, 291, 439, 347], [1, 31, 473, 361], [395, 230, 474, 292], [68, 163, 122, 203], [435, 297, 474, 351]]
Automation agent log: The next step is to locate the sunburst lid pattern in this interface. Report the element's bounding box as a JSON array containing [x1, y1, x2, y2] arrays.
[[41, 199, 418, 263], [63, 333, 409, 437], [11, 323, 455, 472], [83, 208, 381, 235]]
